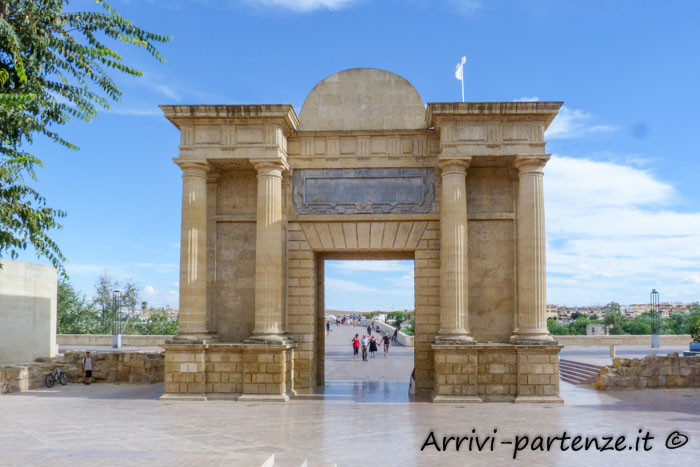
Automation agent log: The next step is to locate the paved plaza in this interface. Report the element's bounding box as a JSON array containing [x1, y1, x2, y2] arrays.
[[1, 328, 698, 466]]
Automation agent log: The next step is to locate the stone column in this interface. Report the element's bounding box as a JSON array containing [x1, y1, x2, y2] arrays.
[[176, 160, 212, 339], [512, 157, 553, 343], [436, 159, 474, 344], [249, 161, 290, 344]]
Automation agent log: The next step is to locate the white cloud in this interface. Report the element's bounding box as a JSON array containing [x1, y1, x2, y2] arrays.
[[546, 106, 617, 139], [325, 278, 383, 294], [681, 275, 700, 285], [449, 0, 482, 15], [241, 0, 357, 12], [545, 155, 700, 304], [144, 285, 156, 295], [514, 96, 539, 102]]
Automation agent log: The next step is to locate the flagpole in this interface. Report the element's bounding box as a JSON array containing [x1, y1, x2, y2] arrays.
[[461, 75, 464, 102]]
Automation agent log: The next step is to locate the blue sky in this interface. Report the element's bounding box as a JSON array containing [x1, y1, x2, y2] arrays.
[[14, 0, 700, 308]]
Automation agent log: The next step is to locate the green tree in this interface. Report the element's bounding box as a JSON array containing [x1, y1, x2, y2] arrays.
[[589, 313, 599, 321], [121, 278, 139, 313], [547, 318, 569, 336], [57, 279, 105, 333], [568, 317, 591, 335], [0, 0, 169, 273], [603, 303, 628, 335], [623, 319, 651, 335], [134, 307, 177, 335], [93, 273, 115, 323]]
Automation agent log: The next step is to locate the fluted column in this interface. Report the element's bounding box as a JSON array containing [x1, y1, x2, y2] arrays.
[[176, 160, 211, 338], [512, 157, 553, 343], [436, 159, 474, 344], [249, 161, 289, 344]]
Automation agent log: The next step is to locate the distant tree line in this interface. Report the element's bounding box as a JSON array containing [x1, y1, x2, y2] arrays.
[[57, 274, 178, 335], [547, 301, 700, 336]]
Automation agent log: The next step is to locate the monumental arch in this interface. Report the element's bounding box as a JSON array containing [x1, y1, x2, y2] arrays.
[[161, 68, 563, 403]]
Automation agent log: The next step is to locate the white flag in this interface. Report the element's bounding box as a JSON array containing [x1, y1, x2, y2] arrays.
[[455, 56, 466, 80]]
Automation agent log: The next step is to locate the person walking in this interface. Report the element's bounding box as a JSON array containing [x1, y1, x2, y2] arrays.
[[381, 333, 391, 358], [326, 321, 331, 336], [366, 324, 372, 335], [392, 327, 399, 341], [368, 335, 378, 358], [361, 335, 369, 361], [352, 334, 360, 360], [82, 351, 94, 385]]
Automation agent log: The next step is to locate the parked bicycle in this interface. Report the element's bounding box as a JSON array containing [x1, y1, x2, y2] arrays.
[[45, 368, 68, 388]]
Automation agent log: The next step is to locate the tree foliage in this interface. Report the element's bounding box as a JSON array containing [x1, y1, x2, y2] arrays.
[[0, 0, 169, 274], [58, 276, 177, 335], [57, 278, 106, 333]]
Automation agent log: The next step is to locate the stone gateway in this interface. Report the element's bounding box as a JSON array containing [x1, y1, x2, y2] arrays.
[[160, 68, 563, 403]]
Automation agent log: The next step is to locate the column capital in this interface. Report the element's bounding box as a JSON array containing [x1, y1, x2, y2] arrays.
[[439, 158, 471, 174], [251, 159, 289, 175], [513, 156, 550, 174], [175, 159, 209, 177]]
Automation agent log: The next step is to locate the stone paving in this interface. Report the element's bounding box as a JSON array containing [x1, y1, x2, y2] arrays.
[[1, 330, 698, 466], [324, 323, 413, 382], [1, 380, 698, 466]]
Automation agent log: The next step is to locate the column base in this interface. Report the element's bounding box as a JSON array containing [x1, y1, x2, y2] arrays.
[[434, 335, 476, 345], [510, 334, 555, 345], [244, 335, 294, 345], [167, 334, 220, 345]]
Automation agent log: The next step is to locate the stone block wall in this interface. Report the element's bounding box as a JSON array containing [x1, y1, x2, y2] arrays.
[[0, 350, 164, 394], [433, 344, 561, 403], [163, 343, 295, 401], [594, 353, 700, 390]]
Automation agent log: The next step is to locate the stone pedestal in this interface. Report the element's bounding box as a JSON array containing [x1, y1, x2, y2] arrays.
[[162, 343, 296, 401], [432, 343, 563, 403], [511, 157, 553, 344]]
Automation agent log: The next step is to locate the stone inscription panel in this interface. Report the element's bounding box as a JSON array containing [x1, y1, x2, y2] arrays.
[[293, 168, 435, 214]]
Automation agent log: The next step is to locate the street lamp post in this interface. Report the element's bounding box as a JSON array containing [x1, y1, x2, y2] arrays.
[[112, 290, 122, 349], [650, 289, 660, 349]]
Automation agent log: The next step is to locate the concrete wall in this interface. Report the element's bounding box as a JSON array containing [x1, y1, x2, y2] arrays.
[[57, 334, 170, 347], [557, 335, 692, 346], [0, 259, 57, 364]]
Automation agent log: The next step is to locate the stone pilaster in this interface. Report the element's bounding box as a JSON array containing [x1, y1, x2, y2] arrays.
[[512, 157, 553, 343], [249, 161, 291, 344], [435, 159, 474, 344], [175, 160, 215, 341]]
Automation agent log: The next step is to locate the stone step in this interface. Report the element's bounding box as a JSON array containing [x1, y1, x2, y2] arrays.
[[559, 359, 601, 385], [560, 366, 599, 378], [560, 359, 603, 372]]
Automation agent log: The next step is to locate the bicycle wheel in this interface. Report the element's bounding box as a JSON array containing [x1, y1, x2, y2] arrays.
[[59, 372, 68, 385], [45, 374, 55, 388]]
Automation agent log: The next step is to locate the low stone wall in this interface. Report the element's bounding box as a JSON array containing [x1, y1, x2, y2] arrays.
[[432, 343, 562, 403], [0, 350, 164, 394], [593, 353, 700, 390], [58, 334, 171, 347], [162, 343, 296, 401], [557, 335, 692, 346], [361, 320, 414, 347]]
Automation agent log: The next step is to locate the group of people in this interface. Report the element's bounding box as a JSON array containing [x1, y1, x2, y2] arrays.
[[351, 331, 392, 361]]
